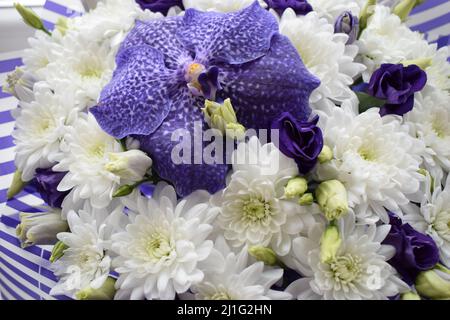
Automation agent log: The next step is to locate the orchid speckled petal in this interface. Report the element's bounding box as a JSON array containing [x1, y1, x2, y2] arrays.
[[219, 33, 320, 129], [137, 88, 228, 197], [178, 2, 278, 64], [91, 45, 176, 139]]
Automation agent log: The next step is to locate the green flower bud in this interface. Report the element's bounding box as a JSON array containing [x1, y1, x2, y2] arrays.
[[203, 98, 246, 140], [284, 177, 308, 199], [7, 169, 27, 199], [402, 57, 432, 70], [359, 0, 377, 34], [50, 241, 68, 263], [320, 225, 342, 263], [315, 180, 349, 221], [298, 193, 314, 206], [56, 18, 68, 36], [318, 145, 333, 164], [104, 150, 153, 182], [415, 266, 450, 300], [393, 0, 421, 21], [248, 246, 278, 266], [112, 184, 135, 198], [75, 277, 116, 300], [14, 3, 51, 35], [401, 292, 421, 300]]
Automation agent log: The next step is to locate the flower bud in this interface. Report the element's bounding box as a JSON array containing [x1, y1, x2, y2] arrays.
[[320, 225, 342, 263], [298, 193, 314, 206], [55, 17, 68, 36], [50, 240, 68, 263], [7, 169, 27, 199], [415, 266, 450, 300], [75, 277, 116, 300], [104, 150, 152, 182], [112, 184, 135, 198], [334, 11, 359, 44], [16, 209, 68, 247], [315, 180, 349, 221], [14, 3, 50, 35], [284, 177, 308, 199], [393, 0, 421, 22], [402, 57, 432, 70], [359, 0, 377, 33], [318, 145, 333, 164], [248, 246, 278, 266], [203, 98, 246, 140], [4, 67, 36, 102], [401, 292, 421, 300]]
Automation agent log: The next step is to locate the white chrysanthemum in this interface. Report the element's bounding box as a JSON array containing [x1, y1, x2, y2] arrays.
[[404, 180, 450, 267], [279, 10, 365, 105], [285, 212, 408, 300], [213, 136, 317, 256], [358, 5, 450, 91], [22, 30, 63, 80], [405, 89, 450, 176], [315, 107, 425, 223], [185, 236, 291, 300], [42, 32, 115, 109], [111, 183, 218, 300], [54, 113, 123, 210], [13, 82, 78, 181], [183, 0, 267, 12], [308, 0, 364, 24], [69, 0, 162, 48], [50, 201, 124, 297]]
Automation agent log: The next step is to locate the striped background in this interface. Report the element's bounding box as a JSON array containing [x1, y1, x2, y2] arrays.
[[0, 0, 449, 300]]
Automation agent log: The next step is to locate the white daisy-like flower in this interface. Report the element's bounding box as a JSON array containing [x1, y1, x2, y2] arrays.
[[279, 10, 365, 106], [405, 89, 450, 177], [54, 113, 123, 211], [404, 179, 450, 267], [13, 82, 78, 181], [185, 236, 291, 300], [22, 30, 63, 80], [183, 0, 267, 12], [358, 5, 450, 91], [50, 201, 124, 297], [308, 0, 364, 24], [315, 107, 425, 223], [213, 136, 317, 256], [285, 212, 408, 300], [111, 183, 218, 300], [42, 32, 115, 109]]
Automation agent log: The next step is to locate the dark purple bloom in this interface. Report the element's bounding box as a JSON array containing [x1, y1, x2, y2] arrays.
[[383, 213, 440, 285], [135, 0, 183, 15], [334, 11, 359, 44], [367, 63, 427, 116], [271, 112, 323, 174], [264, 0, 312, 15], [35, 168, 70, 208], [91, 3, 319, 197]]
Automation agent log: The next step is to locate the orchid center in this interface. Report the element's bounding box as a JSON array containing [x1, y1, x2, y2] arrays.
[[330, 254, 363, 285], [184, 62, 221, 100]]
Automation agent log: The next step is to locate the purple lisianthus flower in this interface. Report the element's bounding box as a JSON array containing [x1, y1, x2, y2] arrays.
[[265, 0, 312, 15], [271, 112, 323, 174], [135, 0, 183, 15], [383, 213, 440, 285], [334, 11, 359, 44], [91, 2, 319, 197], [367, 63, 427, 116], [35, 168, 70, 208]]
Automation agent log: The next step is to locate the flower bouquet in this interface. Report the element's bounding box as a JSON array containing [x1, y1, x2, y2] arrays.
[[2, 0, 450, 300]]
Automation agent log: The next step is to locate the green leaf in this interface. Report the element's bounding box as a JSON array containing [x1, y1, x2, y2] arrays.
[[356, 92, 386, 113]]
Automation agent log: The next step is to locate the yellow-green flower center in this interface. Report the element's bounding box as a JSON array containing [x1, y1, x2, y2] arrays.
[[330, 254, 363, 285], [145, 232, 172, 261], [358, 147, 377, 162], [242, 197, 272, 223], [209, 291, 232, 300]]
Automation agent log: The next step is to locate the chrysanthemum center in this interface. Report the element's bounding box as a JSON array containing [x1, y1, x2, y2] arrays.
[[242, 197, 272, 223], [144, 232, 172, 260], [433, 210, 450, 241], [88, 143, 106, 158], [358, 147, 377, 162], [209, 291, 232, 300], [76, 62, 103, 79], [432, 118, 449, 138], [330, 254, 363, 284]]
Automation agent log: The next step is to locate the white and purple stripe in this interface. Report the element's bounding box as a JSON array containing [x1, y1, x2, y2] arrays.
[[0, 0, 449, 300]]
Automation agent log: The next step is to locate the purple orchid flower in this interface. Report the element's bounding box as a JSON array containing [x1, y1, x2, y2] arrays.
[[91, 2, 319, 196], [34, 168, 70, 208], [265, 0, 313, 15], [135, 0, 183, 15]]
